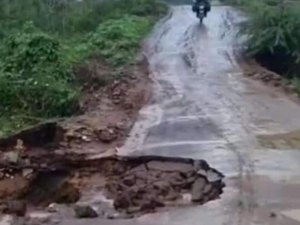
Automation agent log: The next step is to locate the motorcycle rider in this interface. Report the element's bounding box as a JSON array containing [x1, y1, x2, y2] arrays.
[[192, 0, 211, 17]]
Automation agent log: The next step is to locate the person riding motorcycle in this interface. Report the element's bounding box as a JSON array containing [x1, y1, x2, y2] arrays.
[[192, 0, 211, 17]]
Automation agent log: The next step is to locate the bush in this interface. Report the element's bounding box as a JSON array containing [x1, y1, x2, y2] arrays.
[[226, 0, 300, 77], [0, 0, 167, 136], [0, 24, 79, 119], [88, 15, 152, 66], [244, 5, 300, 75], [0, 0, 167, 38]]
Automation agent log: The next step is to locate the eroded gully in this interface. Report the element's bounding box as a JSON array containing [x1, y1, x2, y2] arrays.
[[60, 5, 300, 225]]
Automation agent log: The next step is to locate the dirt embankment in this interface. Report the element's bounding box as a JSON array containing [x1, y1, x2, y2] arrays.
[[240, 59, 300, 98], [61, 54, 153, 156], [0, 54, 152, 156]]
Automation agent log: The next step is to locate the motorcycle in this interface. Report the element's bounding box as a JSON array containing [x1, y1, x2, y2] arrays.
[[192, 1, 208, 24], [198, 3, 206, 24]]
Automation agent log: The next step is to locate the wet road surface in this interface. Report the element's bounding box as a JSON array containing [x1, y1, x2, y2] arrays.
[[60, 5, 300, 225], [120, 5, 300, 225]]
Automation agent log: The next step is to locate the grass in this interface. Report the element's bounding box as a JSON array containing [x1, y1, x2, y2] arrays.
[[0, 0, 168, 137], [88, 15, 152, 66]]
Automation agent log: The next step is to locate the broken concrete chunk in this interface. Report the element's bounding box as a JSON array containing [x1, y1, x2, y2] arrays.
[[203, 183, 213, 195], [22, 169, 34, 179], [129, 164, 148, 174], [193, 160, 210, 171], [191, 177, 207, 202], [74, 205, 98, 218], [147, 161, 193, 173], [206, 170, 221, 182], [113, 194, 131, 210], [123, 175, 136, 187], [153, 180, 171, 195], [196, 169, 207, 177]]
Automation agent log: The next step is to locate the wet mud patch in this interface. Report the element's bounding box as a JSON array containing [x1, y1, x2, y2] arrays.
[[0, 154, 225, 219], [257, 130, 300, 149], [243, 62, 299, 97]]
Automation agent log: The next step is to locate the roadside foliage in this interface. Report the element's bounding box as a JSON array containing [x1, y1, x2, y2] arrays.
[[0, 0, 167, 137], [221, 0, 300, 86]]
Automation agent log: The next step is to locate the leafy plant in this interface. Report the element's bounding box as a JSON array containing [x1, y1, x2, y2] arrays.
[[226, 0, 300, 77], [88, 15, 152, 66], [0, 0, 167, 137], [0, 0, 167, 38], [0, 23, 79, 120]]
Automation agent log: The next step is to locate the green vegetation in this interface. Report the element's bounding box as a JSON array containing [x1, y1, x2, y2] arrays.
[[88, 16, 152, 66], [0, 0, 167, 137], [222, 0, 300, 79]]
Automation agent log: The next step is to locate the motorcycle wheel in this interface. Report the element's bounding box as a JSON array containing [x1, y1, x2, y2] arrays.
[[199, 15, 204, 24]]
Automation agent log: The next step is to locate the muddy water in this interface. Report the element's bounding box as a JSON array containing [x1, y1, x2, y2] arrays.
[[52, 5, 300, 225]]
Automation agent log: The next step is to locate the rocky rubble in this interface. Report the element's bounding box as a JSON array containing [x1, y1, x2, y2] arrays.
[[0, 126, 225, 220], [104, 158, 225, 215], [74, 205, 98, 218]]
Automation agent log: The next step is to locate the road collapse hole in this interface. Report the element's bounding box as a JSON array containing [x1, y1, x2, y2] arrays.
[[103, 157, 225, 215], [24, 170, 80, 207], [0, 122, 64, 151], [0, 156, 225, 217]]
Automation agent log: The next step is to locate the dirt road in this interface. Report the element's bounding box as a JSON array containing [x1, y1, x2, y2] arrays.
[[49, 5, 300, 225]]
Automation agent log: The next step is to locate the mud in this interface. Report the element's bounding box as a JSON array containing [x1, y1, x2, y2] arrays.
[[244, 63, 299, 97], [257, 130, 300, 149]]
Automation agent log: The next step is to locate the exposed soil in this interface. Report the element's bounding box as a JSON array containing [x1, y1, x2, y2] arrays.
[[0, 54, 151, 154], [257, 130, 300, 149], [242, 59, 299, 97], [0, 149, 225, 220], [58, 54, 151, 156]]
